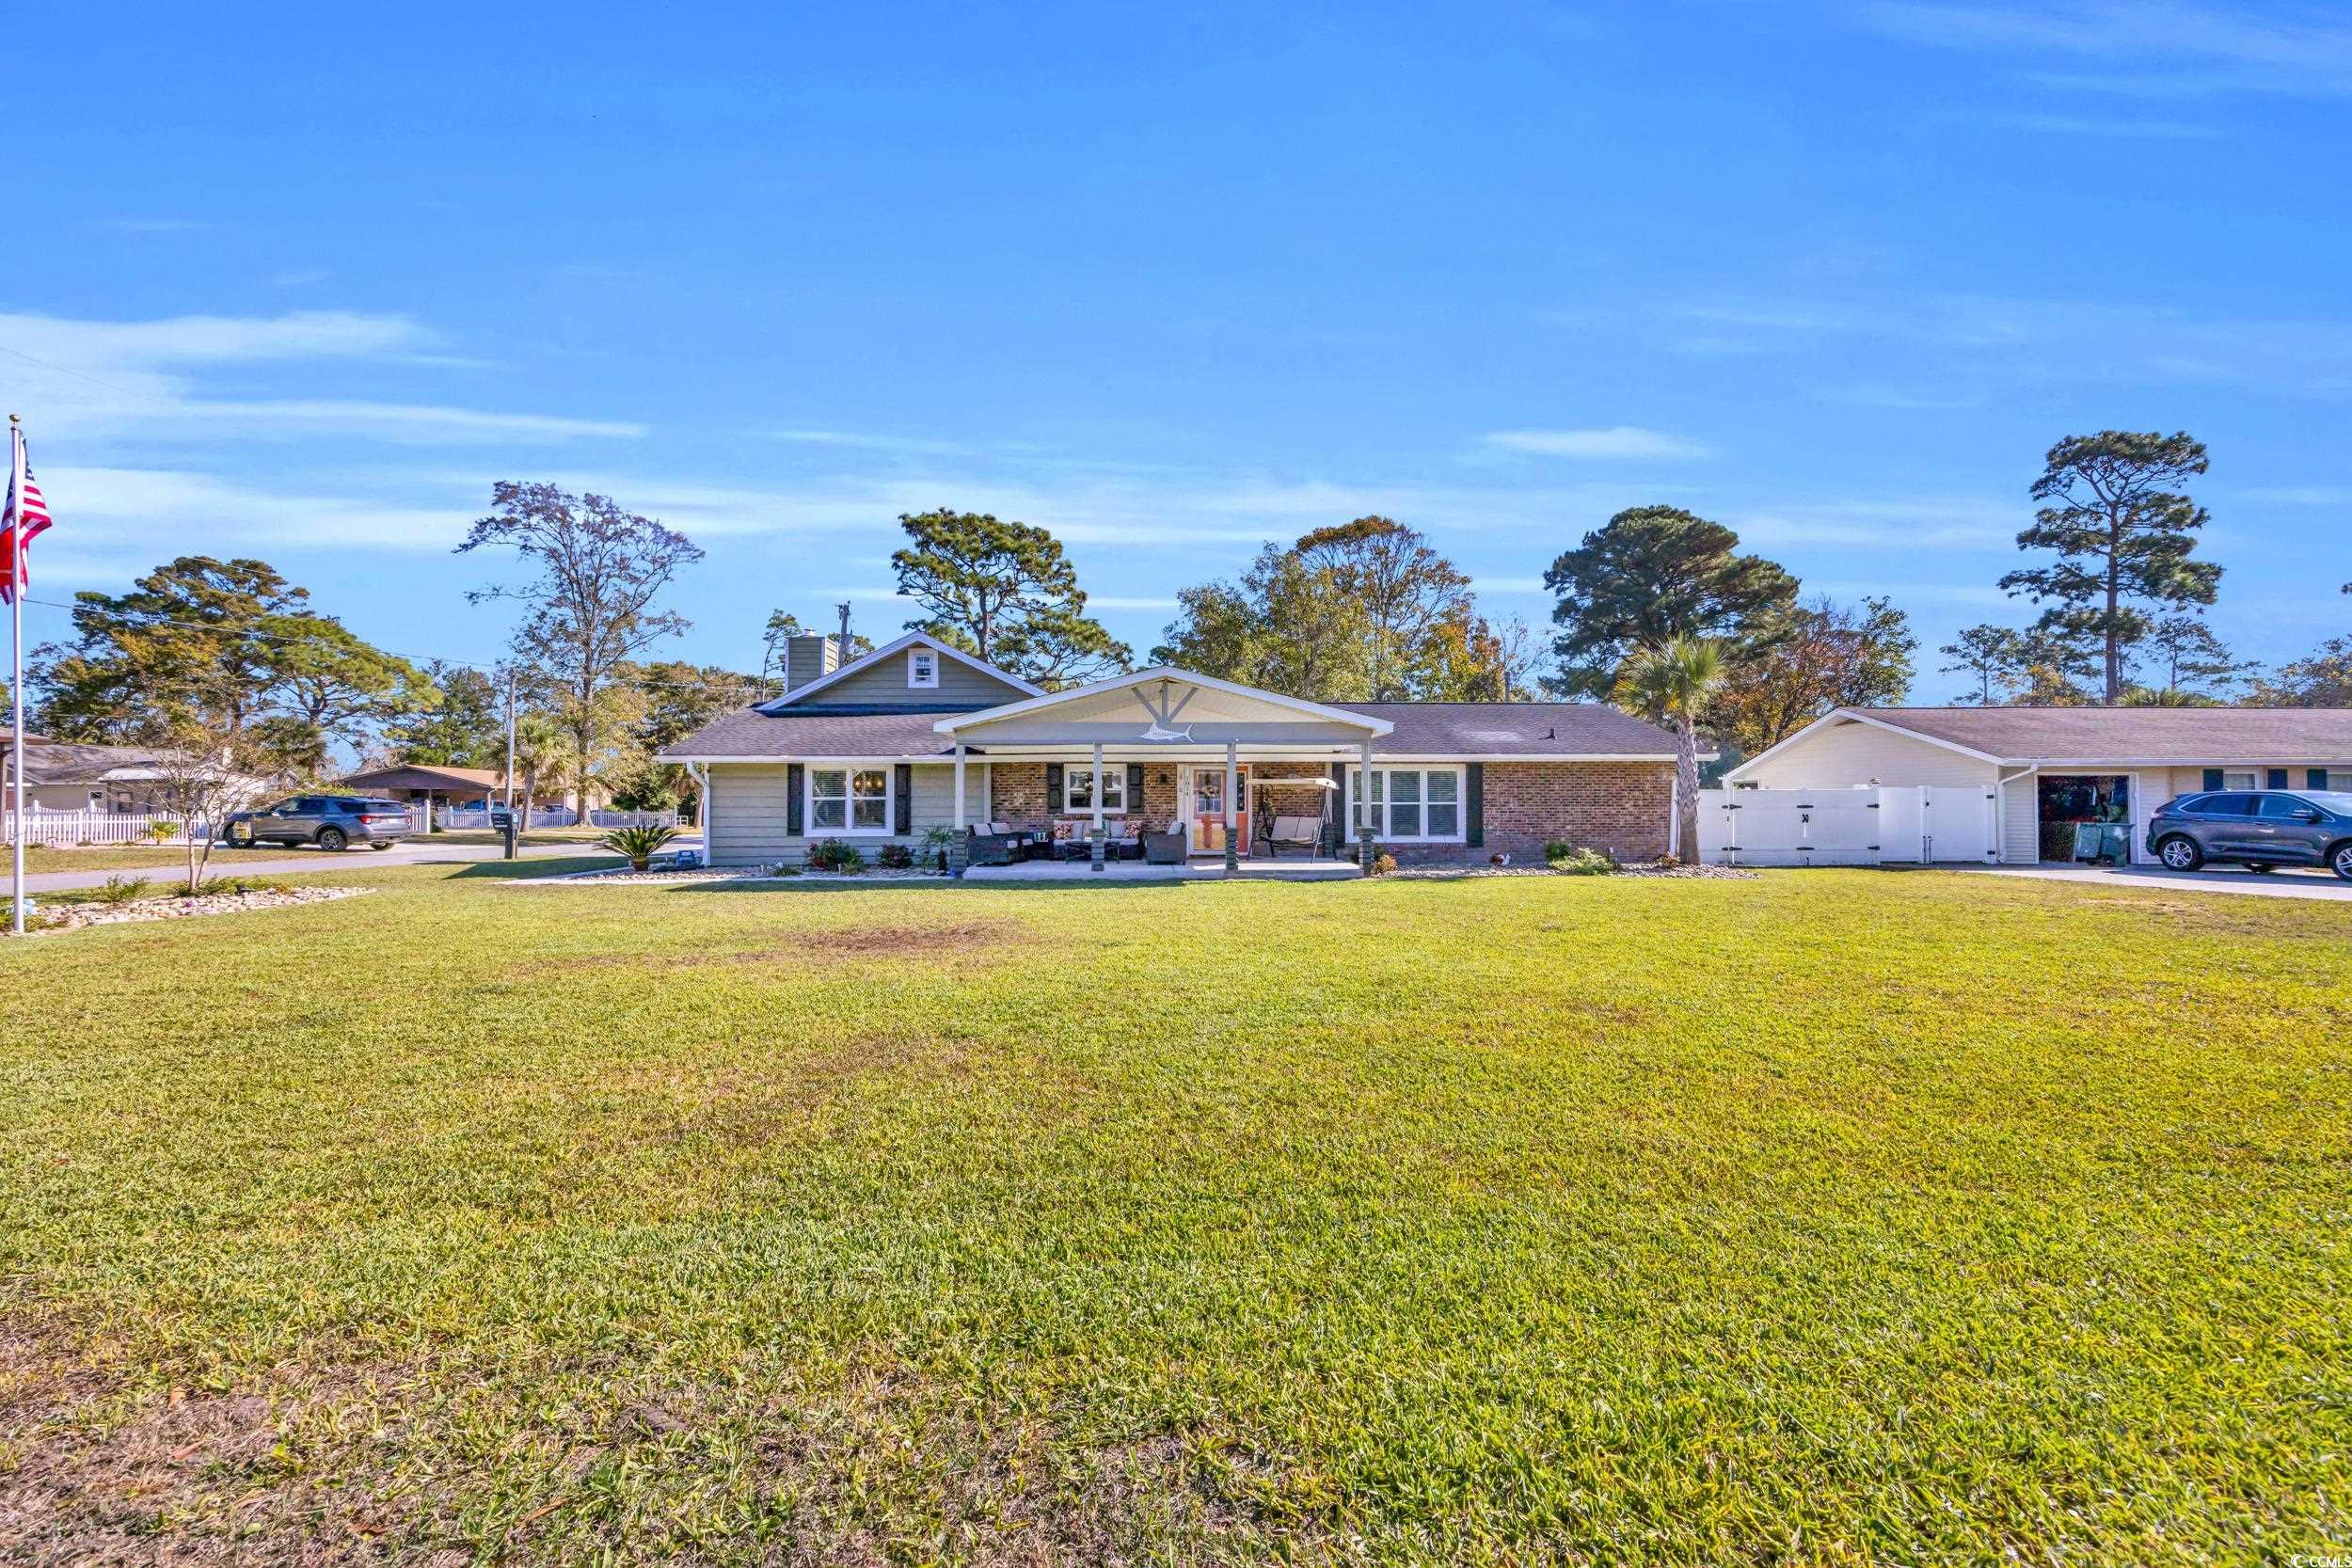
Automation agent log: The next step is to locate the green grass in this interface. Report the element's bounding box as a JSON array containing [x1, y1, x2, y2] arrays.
[[2, 867, 2346, 1564], [10, 844, 199, 874]]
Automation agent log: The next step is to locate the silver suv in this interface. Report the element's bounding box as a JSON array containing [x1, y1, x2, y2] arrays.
[[2146, 790, 2352, 879], [224, 795, 414, 851]]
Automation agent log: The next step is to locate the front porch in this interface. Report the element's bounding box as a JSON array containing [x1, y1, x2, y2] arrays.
[[941, 670, 1395, 877]]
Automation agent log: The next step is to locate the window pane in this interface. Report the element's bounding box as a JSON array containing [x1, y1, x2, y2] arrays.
[[852, 798, 888, 828], [1428, 802, 1459, 837], [813, 769, 847, 798], [2220, 770, 2257, 789], [1427, 770, 1458, 803], [852, 769, 888, 799], [1104, 774, 1124, 808], [812, 800, 846, 829], [1067, 778, 1092, 809], [1390, 802, 1422, 837], [1390, 769, 1422, 804], [2257, 795, 2312, 819]]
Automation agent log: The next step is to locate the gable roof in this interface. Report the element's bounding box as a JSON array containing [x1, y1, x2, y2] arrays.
[[757, 631, 1043, 711], [18, 739, 178, 786], [932, 666, 1392, 736], [1729, 705, 2352, 778]]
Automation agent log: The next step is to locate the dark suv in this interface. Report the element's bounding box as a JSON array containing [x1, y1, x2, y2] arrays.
[[2146, 789, 2352, 879], [224, 795, 415, 851]]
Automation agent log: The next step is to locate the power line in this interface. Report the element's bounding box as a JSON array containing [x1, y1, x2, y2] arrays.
[[13, 595, 783, 699]]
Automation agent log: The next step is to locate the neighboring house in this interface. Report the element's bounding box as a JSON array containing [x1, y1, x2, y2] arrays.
[[660, 630, 1686, 870], [1724, 706, 2352, 866], [6, 736, 214, 813], [336, 764, 566, 815]]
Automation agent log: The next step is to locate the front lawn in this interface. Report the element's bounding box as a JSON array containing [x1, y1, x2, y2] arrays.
[[8, 844, 202, 874], [3, 867, 2345, 1563]]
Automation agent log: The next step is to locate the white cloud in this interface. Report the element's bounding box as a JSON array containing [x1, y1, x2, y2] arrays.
[[1478, 426, 1711, 460], [1859, 1, 2352, 95], [1730, 497, 2017, 549], [0, 309, 639, 444], [49, 466, 469, 550], [1471, 576, 1550, 594]]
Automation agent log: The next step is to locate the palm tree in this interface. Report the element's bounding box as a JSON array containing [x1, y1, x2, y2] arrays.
[[1615, 636, 1726, 863], [510, 713, 564, 832]]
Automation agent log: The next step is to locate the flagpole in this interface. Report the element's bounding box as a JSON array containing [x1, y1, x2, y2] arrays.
[[9, 415, 25, 937]]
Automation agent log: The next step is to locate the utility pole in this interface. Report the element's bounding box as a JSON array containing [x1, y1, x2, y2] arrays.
[[502, 667, 517, 856]]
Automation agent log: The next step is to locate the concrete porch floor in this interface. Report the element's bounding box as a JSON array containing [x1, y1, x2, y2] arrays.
[[963, 856, 1362, 881]]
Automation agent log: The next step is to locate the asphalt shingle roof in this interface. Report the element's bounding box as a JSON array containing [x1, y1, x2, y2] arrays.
[[1858, 706, 2352, 761], [664, 701, 1678, 760]]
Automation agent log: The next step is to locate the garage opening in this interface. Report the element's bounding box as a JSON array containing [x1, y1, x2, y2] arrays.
[[2038, 773, 2130, 863]]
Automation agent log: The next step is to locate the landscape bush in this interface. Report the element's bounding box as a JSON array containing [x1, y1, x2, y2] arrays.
[[598, 822, 679, 872], [806, 839, 866, 874], [1546, 844, 1618, 876], [876, 844, 914, 870], [1368, 852, 1398, 876], [90, 875, 153, 905]]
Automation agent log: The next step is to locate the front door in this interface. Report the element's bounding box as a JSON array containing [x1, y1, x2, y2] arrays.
[[1184, 764, 1250, 856]]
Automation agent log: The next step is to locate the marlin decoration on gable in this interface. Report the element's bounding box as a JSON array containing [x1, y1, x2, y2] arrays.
[[1134, 677, 1197, 743]]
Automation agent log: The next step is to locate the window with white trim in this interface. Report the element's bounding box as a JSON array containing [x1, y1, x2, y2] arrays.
[[1063, 766, 1126, 814], [809, 767, 891, 833], [2219, 769, 2258, 790], [908, 648, 939, 688], [1346, 766, 1464, 842]]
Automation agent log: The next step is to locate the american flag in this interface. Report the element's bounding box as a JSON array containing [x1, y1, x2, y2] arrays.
[[2, 429, 50, 605]]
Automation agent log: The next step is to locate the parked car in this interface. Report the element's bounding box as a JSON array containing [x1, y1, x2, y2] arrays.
[[2146, 789, 2352, 879], [223, 795, 415, 851]]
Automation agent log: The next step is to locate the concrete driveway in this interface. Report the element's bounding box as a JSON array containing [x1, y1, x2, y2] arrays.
[[1958, 862, 2352, 902], [10, 836, 686, 897]]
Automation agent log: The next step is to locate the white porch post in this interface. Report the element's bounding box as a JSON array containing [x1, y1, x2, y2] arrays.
[[1358, 738, 1375, 872], [950, 744, 968, 876], [1090, 741, 1105, 872], [1223, 740, 1239, 872]]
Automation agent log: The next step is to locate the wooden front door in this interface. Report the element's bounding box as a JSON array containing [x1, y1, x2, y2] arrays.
[[1184, 764, 1250, 856]]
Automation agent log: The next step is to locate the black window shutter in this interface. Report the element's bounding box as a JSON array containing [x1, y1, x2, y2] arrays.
[[1126, 762, 1145, 813], [2265, 768, 2288, 790], [894, 764, 913, 834], [2202, 768, 2224, 790], [787, 764, 804, 834], [1045, 763, 1064, 812], [2312, 768, 2330, 790], [1465, 763, 1485, 848]]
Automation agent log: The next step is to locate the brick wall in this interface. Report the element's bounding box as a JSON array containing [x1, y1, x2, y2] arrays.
[[1383, 761, 1671, 866]]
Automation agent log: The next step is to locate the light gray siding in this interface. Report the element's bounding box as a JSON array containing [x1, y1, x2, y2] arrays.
[[706, 762, 969, 868], [807, 650, 1030, 710]]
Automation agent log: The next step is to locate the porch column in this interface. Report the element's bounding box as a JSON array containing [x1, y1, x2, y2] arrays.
[[949, 744, 968, 877], [1090, 741, 1105, 872], [1358, 739, 1375, 872], [1223, 740, 1239, 872]]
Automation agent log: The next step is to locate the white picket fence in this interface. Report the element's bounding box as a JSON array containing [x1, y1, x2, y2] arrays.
[[1695, 785, 2000, 867], [0, 810, 211, 847]]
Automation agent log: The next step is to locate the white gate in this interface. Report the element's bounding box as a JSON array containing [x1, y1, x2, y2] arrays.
[[1696, 785, 2000, 867]]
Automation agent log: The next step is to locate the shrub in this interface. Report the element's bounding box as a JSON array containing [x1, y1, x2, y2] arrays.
[[144, 820, 178, 845], [598, 823, 679, 872], [1546, 845, 1617, 876], [807, 838, 866, 874], [876, 844, 914, 870], [91, 875, 152, 906], [1368, 852, 1398, 876], [2, 899, 66, 933]]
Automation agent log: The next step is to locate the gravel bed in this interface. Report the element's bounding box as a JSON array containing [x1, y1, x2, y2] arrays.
[[14, 886, 372, 935], [1391, 861, 1759, 881]]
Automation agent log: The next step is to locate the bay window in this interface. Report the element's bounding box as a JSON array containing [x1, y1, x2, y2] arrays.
[[809, 767, 891, 833], [1346, 766, 1463, 843]]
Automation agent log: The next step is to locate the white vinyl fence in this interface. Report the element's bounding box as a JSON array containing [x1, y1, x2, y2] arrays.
[[0, 810, 211, 847], [428, 806, 679, 832], [1695, 785, 1999, 868]]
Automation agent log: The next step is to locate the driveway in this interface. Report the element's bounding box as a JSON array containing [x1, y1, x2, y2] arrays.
[[1957, 863, 2352, 902], [12, 836, 692, 897]]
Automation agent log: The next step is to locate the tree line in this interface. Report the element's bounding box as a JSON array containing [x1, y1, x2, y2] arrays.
[[24, 430, 2345, 827]]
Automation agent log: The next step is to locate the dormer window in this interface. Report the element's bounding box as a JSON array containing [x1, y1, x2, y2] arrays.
[[908, 647, 939, 689]]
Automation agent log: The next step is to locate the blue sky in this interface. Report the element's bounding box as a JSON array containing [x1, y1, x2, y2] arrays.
[[11, 2, 2350, 699]]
